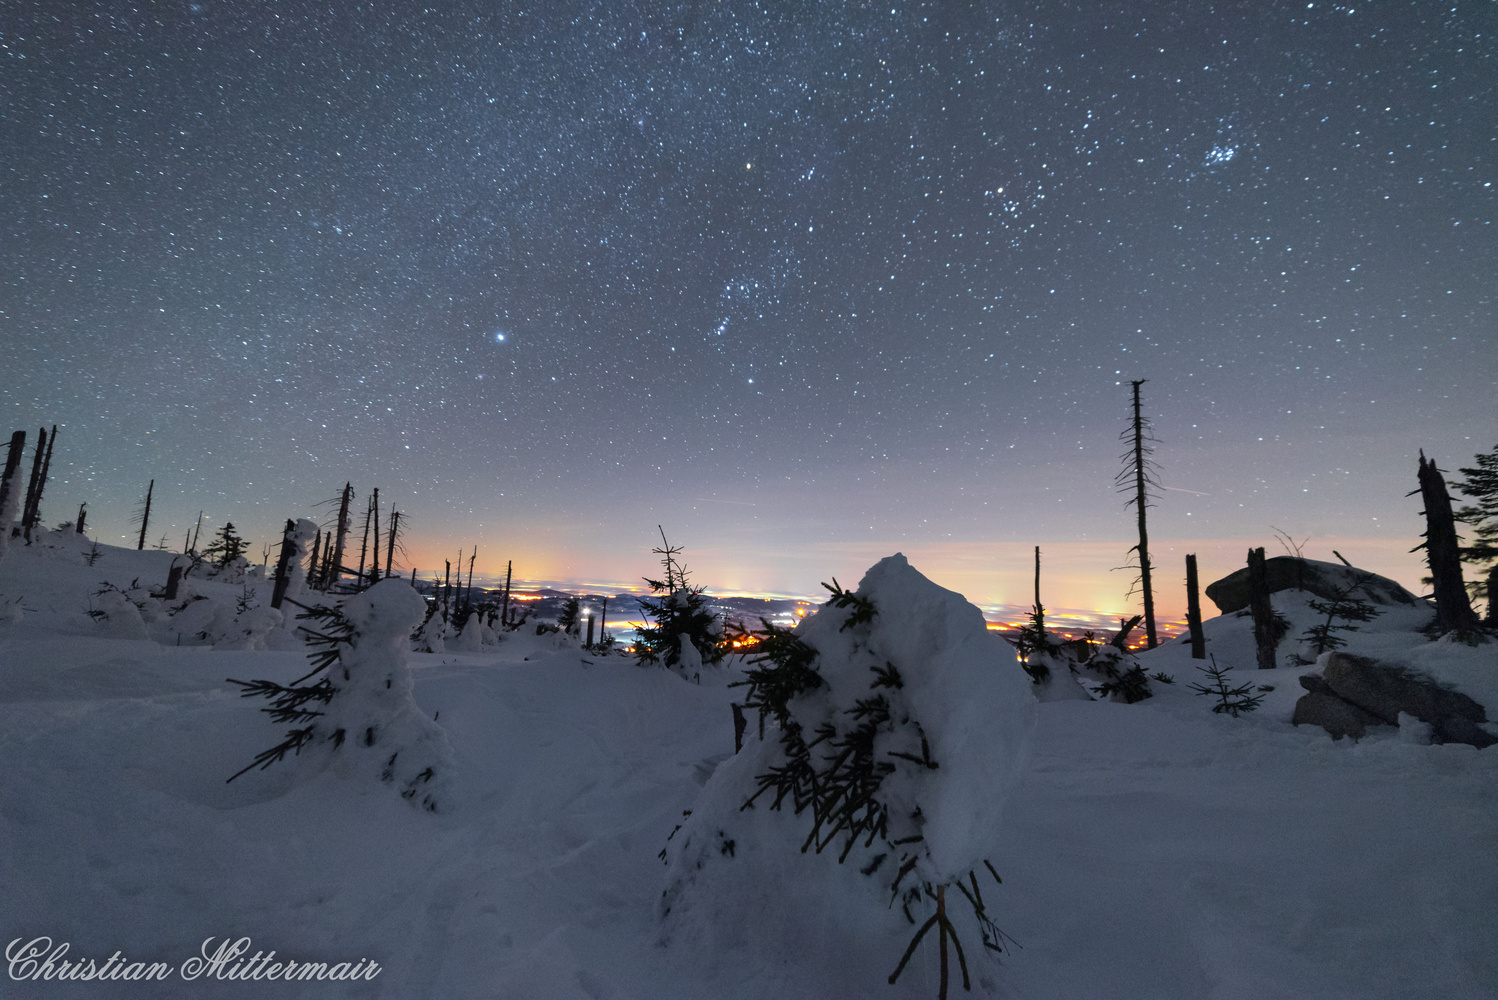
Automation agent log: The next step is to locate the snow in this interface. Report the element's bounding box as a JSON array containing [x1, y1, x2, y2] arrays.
[[0, 535, 1494, 997]]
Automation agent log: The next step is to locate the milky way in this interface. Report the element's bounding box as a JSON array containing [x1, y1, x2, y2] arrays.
[[4, 2, 1494, 605]]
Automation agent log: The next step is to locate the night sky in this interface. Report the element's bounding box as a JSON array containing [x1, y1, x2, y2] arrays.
[[4, 2, 1494, 613]]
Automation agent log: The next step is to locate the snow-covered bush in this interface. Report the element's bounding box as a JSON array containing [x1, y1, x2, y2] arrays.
[[1080, 642, 1152, 703], [452, 611, 483, 652], [412, 603, 447, 653], [661, 555, 1035, 994], [93, 587, 149, 640], [229, 579, 453, 811]]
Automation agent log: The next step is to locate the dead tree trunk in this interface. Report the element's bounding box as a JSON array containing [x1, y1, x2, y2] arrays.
[[442, 560, 452, 624], [1126, 381, 1158, 648], [1416, 450, 1479, 633], [1185, 553, 1206, 659], [21, 427, 47, 540], [307, 531, 322, 591], [385, 510, 401, 579], [136, 479, 154, 550], [0, 430, 26, 532], [369, 488, 381, 586], [270, 519, 297, 609], [328, 483, 353, 591], [1247, 547, 1277, 670], [465, 547, 477, 616], [164, 560, 184, 600], [501, 559, 513, 626], [76, 503, 87, 534], [190, 511, 204, 553], [26, 424, 56, 537], [354, 496, 371, 587]]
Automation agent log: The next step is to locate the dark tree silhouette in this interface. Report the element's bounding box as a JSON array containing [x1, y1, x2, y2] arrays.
[[1117, 380, 1159, 648]]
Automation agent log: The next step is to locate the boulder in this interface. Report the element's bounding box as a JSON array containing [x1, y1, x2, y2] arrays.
[[1291, 675, 1389, 741], [1204, 557, 1418, 614], [1313, 652, 1496, 748]]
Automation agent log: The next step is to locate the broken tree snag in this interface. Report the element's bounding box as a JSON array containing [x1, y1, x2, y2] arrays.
[[385, 510, 401, 580], [0, 430, 26, 532], [731, 703, 747, 753], [21, 427, 46, 539], [135, 479, 154, 551], [1186, 553, 1206, 659], [500, 559, 513, 627], [1110, 614, 1143, 650], [370, 487, 381, 585], [270, 519, 297, 609], [354, 495, 372, 587], [75, 503, 86, 534], [164, 560, 184, 600], [1416, 450, 1479, 633], [28, 423, 57, 537], [328, 482, 353, 591], [1247, 546, 1278, 670], [307, 530, 322, 591]]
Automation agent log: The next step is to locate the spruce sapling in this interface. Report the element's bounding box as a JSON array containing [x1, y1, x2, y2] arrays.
[[634, 527, 725, 677], [1189, 655, 1265, 717], [1301, 573, 1381, 658]]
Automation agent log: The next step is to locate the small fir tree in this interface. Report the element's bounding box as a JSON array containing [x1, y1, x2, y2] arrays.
[[1189, 655, 1265, 717], [201, 522, 248, 569], [557, 596, 583, 637], [1300, 573, 1381, 658], [634, 528, 724, 677]]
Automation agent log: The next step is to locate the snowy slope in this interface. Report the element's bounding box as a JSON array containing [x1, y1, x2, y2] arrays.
[[0, 535, 1494, 998]]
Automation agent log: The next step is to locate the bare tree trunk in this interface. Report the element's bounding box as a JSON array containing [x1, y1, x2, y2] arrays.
[[21, 427, 47, 540], [27, 424, 57, 537], [1417, 450, 1479, 633], [328, 483, 353, 590], [1247, 547, 1277, 670], [385, 510, 400, 579], [354, 496, 371, 588], [76, 503, 87, 534], [465, 546, 477, 617], [501, 559, 513, 626], [191, 511, 204, 553], [442, 560, 452, 624], [369, 488, 380, 585], [307, 531, 322, 591], [1129, 381, 1158, 648], [599, 596, 608, 643], [1185, 553, 1206, 659], [164, 561, 184, 600], [270, 519, 297, 609], [0, 430, 26, 535], [136, 479, 154, 550]]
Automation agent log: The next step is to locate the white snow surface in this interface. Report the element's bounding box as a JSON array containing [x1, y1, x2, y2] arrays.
[[0, 537, 1494, 998]]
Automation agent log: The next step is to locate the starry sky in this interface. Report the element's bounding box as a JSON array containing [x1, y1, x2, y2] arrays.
[[4, 1, 1494, 614]]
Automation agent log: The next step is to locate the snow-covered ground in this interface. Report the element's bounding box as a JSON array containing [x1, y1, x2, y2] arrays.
[[1, 532, 1494, 998]]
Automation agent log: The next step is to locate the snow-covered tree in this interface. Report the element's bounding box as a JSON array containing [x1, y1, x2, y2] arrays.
[[452, 610, 483, 652], [634, 529, 724, 679], [661, 555, 1036, 996], [229, 579, 453, 811]]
